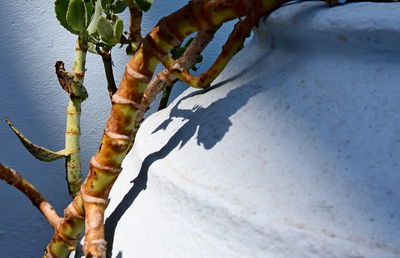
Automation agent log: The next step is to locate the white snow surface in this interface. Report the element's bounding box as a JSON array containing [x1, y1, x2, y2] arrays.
[[105, 2, 400, 258]]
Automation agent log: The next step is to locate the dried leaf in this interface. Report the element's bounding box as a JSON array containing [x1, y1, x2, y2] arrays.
[[4, 117, 69, 162]]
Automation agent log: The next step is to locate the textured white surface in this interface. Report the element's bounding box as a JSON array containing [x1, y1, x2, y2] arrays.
[[0, 2, 233, 257], [106, 2, 400, 258]]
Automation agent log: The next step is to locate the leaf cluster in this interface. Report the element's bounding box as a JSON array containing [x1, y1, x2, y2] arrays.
[[55, 0, 123, 47]]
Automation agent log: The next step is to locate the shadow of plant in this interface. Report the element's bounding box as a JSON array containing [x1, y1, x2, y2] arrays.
[[104, 51, 284, 256]]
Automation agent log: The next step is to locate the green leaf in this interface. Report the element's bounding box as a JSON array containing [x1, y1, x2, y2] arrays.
[[135, 0, 153, 12], [55, 0, 79, 34], [71, 79, 89, 100], [87, 42, 99, 54], [171, 46, 185, 60], [67, 0, 87, 33], [101, 0, 112, 11], [191, 54, 203, 71], [85, 1, 94, 27], [113, 18, 124, 41], [87, 0, 103, 35], [113, 1, 128, 13], [196, 55, 203, 63], [97, 16, 115, 44], [184, 38, 194, 48], [126, 42, 138, 55], [4, 117, 69, 162]]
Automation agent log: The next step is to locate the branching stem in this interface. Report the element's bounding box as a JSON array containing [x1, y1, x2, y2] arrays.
[[0, 164, 61, 228], [162, 14, 263, 88], [138, 26, 220, 133]]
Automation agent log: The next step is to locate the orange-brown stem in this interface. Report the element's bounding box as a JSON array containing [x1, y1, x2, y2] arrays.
[[0, 163, 61, 228], [162, 14, 265, 88], [128, 0, 143, 46], [138, 26, 221, 128]]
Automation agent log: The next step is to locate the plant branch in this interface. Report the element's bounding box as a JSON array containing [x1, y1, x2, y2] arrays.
[[101, 50, 118, 99], [64, 39, 89, 197], [161, 14, 264, 88], [45, 193, 85, 257], [157, 25, 222, 110], [127, 0, 143, 46], [0, 163, 61, 228], [126, 26, 221, 149]]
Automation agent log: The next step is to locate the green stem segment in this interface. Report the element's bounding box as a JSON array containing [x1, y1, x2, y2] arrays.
[[65, 98, 82, 196], [65, 38, 88, 197]]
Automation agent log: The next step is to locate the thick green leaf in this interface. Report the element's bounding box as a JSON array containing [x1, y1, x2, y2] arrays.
[[113, 1, 128, 13], [97, 16, 115, 44], [113, 18, 124, 41], [87, 42, 99, 54], [4, 117, 69, 162], [170, 46, 185, 60], [135, 0, 153, 12], [71, 79, 89, 100], [87, 0, 103, 35], [55, 0, 79, 34], [126, 42, 138, 55], [67, 0, 87, 32], [85, 1, 94, 27], [101, 0, 112, 11]]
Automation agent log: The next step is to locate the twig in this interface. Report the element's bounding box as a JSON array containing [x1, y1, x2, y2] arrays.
[[161, 14, 264, 88], [0, 163, 61, 228], [101, 50, 118, 99]]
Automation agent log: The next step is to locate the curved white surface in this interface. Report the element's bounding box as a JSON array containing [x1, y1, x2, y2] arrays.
[[106, 2, 400, 258]]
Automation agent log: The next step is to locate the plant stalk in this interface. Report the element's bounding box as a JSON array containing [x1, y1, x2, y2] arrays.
[[65, 38, 88, 197], [101, 51, 118, 99]]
